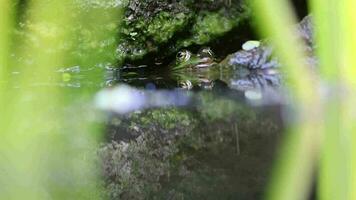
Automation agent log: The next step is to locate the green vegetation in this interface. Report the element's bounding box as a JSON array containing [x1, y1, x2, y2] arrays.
[[0, 0, 121, 199], [11, 1, 121, 67], [177, 8, 248, 47], [251, 0, 356, 200]]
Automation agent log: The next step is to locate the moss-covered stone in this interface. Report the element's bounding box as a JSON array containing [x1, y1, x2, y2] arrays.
[[177, 8, 247, 47], [117, 0, 250, 63]]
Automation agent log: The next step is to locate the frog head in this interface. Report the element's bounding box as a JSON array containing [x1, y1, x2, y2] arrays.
[[173, 47, 217, 71]]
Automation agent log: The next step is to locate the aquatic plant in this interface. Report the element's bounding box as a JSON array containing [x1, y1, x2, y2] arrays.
[[0, 0, 121, 198], [251, 0, 356, 199]]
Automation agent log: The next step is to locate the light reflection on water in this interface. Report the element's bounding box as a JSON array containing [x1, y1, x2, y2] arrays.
[[95, 84, 191, 114]]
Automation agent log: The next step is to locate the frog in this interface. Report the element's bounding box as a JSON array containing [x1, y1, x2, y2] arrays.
[[170, 47, 221, 89], [172, 47, 217, 71]]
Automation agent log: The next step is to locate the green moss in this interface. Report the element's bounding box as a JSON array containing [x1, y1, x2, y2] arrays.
[[178, 9, 246, 47], [147, 12, 192, 43], [116, 0, 250, 63]]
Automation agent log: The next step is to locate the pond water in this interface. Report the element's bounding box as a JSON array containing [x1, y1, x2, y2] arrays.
[[94, 58, 286, 199], [6, 51, 286, 199], [3, 50, 288, 199]]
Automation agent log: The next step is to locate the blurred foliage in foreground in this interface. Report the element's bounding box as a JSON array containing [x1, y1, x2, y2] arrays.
[[252, 0, 356, 200], [1, 0, 355, 199], [0, 0, 121, 199]]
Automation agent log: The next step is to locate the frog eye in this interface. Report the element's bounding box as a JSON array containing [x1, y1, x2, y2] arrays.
[[176, 50, 192, 63], [198, 47, 214, 58], [178, 80, 193, 90]]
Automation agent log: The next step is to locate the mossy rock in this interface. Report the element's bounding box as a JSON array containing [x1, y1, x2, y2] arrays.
[[117, 0, 251, 63]]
